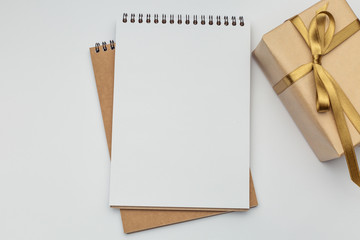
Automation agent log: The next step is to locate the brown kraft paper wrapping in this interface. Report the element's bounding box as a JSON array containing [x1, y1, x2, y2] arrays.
[[253, 0, 360, 161], [90, 44, 258, 233]]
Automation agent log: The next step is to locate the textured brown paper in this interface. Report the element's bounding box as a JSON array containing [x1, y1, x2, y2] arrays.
[[90, 44, 257, 233], [253, 0, 360, 161]]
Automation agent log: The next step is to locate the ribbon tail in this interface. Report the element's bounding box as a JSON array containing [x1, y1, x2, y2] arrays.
[[324, 71, 360, 134], [313, 65, 330, 112], [318, 68, 360, 186]]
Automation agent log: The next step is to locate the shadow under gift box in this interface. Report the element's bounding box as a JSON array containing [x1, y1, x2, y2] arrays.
[[253, 0, 360, 161]]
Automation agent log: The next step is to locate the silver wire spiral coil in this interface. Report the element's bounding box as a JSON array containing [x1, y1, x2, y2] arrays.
[[94, 40, 115, 53], [95, 14, 244, 52], [122, 13, 245, 26]]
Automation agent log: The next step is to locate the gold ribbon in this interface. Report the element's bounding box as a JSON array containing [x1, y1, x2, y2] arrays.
[[273, 6, 360, 186]]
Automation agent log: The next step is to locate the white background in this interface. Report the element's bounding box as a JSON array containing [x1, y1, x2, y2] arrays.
[[1, 0, 360, 239]]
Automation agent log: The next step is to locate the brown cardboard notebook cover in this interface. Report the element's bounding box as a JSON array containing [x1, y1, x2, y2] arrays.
[[90, 44, 258, 233]]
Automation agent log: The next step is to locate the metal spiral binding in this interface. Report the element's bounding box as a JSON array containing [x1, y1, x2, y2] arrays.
[[95, 43, 100, 52], [170, 14, 174, 24], [122, 13, 127, 23], [177, 14, 182, 24], [121, 13, 245, 26], [193, 15, 198, 25], [224, 16, 229, 26], [96, 15, 243, 53], [94, 41, 115, 53], [209, 15, 213, 25], [185, 15, 190, 25], [239, 16, 244, 26], [216, 16, 221, 26], [201, 15, 206, 25], [101, 42, 107, 51], [232, 16, 236, 26], [109, 40, 115, 50]]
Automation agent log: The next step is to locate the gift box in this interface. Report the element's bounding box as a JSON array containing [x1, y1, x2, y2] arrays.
[[253, 0, 360, 184]]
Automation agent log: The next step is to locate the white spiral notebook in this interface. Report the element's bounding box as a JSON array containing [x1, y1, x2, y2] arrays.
[[110, 13, 251, 210]]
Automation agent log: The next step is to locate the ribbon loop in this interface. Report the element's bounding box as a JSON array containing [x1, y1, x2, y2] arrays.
[[308, 11, 335, 58], [313, 65, 331, 112]]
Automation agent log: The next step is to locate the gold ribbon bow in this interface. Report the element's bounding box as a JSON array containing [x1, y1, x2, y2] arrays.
[[273, 5, 360, 186]]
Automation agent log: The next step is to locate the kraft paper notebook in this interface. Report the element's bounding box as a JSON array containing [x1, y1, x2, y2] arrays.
[[110, 13, 251, 211], [90, 42, 258, 233]]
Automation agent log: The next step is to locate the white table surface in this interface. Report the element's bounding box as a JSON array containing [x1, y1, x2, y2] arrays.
[[1, 0, 360, 239]]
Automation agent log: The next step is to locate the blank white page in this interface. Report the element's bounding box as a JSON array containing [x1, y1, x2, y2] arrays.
[[110, 14, 250, 209]]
